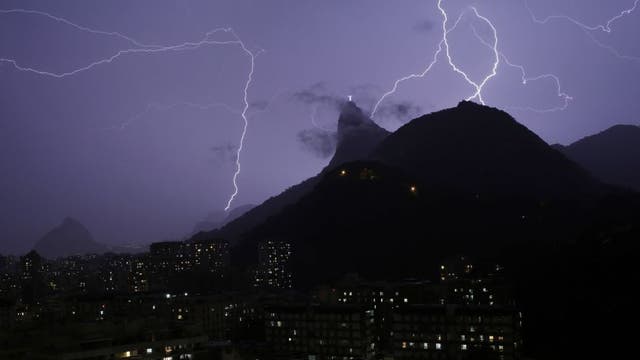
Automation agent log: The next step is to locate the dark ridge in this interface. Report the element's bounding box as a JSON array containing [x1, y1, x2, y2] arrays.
[[555, 124, 640, 191]]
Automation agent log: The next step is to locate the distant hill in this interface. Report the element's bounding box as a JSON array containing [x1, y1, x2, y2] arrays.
[[34, 217, 109, 259], [204, 101, 390, 243], [192, 204, 256, 234], [554, 124, 640, 191]]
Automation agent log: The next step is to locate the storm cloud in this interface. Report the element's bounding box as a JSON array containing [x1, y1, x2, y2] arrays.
[[297, 128, 337, 159], [414, 19, 436, 32], [292, 83, 344, 110], [374, 101, 423, 121]]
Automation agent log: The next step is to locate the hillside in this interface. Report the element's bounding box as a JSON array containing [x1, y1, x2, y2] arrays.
[[555, 124, 640, 191]]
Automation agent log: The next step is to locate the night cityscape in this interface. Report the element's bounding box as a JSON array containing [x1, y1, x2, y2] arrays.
[[2, 1, 640, 359]]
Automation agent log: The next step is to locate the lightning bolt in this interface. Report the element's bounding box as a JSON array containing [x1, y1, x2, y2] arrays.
[[0, 8, 259, 212], [525, 0, 640, 62], [0, 8, 161, 48], [373, 1, 498, 117], [470, 25, 572, 113], [0, 27, 247, 78], [579, 27, 640, 62], [224, 29, 256, 211], [374, 0, 571, 118], [309, 104, 335, 132], [372, 2, 464, 117], [525, 0, 639, 33], [110, 87, 285, 132], [102, 101, 241, 132], [440, 4, 500, 105]]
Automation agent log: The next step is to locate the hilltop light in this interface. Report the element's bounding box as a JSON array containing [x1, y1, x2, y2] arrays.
[[340, 169, 347, 176], [410, 186, 417, 193]]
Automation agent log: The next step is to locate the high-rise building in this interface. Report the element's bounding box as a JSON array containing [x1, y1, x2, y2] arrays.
[[254, 239, 292, 289], [20, 250, 42, 280], [391, 304, 522, 360], [265, 303, 376, 360], [130, 255, 150, 293], [149, 239, 230, 292], [440, 256, 511, 307]]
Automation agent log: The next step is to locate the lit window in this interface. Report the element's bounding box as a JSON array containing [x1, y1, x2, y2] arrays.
[[461, 344, 467, 350], [436, 343, 442, 350], [146, 348, 153, 354], [402, 342, 407, 349], [423, 342, 429, 349]]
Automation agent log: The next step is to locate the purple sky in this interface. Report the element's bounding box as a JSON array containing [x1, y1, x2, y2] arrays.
[[1, 0, 639, 254]]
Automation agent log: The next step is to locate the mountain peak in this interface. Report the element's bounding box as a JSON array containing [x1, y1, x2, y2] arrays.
[[34, 217, 108, 259], [457, 100, 481, 108], [371, 102, 596, 196], [61, 217, 83, 227], [328, 102, 390, 169], [337, 101, 379, 135]]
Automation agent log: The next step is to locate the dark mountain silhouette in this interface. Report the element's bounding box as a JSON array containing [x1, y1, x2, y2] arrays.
[[371, 101, 597, 196], [223, 204, 256, 225], [203, 101, 389, 243], [226, 101, 640, 359], [327, 101, 390, 168], [192, 204, 256, 234], [234, 101, 603, 280], [554, 124, 640, 191], [192, 210, 227, 234], [34, 217, 109, 259]]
